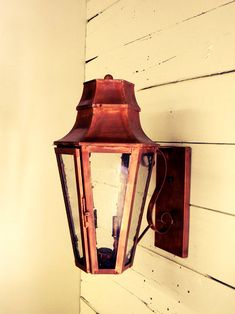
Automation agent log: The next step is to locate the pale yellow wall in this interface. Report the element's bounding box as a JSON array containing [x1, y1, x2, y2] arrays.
[[0, 1, 86, 313], [81, 1, 235, 313]]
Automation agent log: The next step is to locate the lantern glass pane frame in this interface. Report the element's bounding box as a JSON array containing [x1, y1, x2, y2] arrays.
[[55, 147, 90, 272], [80, 144, 156, 274], [124, 151, 155, 268]]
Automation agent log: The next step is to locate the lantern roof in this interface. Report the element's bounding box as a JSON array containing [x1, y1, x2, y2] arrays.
[[77, 74, 141, 111], [54, 75, 156, 147]]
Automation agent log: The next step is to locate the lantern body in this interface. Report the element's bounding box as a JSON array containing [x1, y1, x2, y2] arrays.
[[54, 76, 158, 274]]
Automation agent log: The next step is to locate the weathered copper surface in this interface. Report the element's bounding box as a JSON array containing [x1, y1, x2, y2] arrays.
[[54, 75, 155, 146]]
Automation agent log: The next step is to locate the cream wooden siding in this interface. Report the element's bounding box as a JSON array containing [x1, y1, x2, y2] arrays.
[[81, 1, 235, 313]]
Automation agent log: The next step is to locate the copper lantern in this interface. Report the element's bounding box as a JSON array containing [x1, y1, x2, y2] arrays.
[[54, 75, 191, 274]]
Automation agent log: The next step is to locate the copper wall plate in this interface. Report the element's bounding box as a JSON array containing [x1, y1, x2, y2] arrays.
[[154, 147, 191, 257]]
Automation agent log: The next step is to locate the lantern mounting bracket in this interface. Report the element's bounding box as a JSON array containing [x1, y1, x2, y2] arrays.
[[154, 146, 191, 257]]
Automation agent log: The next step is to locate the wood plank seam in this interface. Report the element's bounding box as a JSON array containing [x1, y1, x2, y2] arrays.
[[181, 0, 235, 23], [138, 68, 235, 91], [136, 245, 235, 291], [190, 204, 235, 218], [80, 295, 100, 314], [206, 275, 235, 290]]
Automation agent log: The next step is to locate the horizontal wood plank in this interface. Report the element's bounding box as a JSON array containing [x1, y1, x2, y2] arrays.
[[86, 2, 235, 90], [81, 272, 199, 314], [185, 144, 235, 215], [139, 205, 235, 288], [81, 247, 235, 314], [135, 73, 235, 143], [81, 273, 157, 314], [86, 0, 232, 59], [132, 246, 235, 314]]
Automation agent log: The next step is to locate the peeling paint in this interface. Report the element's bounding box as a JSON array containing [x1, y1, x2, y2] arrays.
[[85, 56, 98, 64], [87, 0, 121, 23]]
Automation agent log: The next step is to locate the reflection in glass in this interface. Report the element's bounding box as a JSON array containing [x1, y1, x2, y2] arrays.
[[90, 153, 130, 269], [125, 153, 154, 265], [60, 154, 84, 265]]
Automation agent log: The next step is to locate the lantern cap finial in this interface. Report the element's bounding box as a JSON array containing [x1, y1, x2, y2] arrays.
[[104, 74, 113, 80]]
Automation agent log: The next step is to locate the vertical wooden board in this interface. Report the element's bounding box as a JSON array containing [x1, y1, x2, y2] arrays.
[[86, 3, 235, 88], [86, 0, 232, 59], [139, 205, 235, 287], [132, 247, 235, 314], [135, 73, 235, 143]]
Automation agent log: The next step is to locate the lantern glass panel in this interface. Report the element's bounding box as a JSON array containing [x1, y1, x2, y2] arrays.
[[89, 152, 130, 269], [60, 153, 85, 265], [125, 152, 154, 265]]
